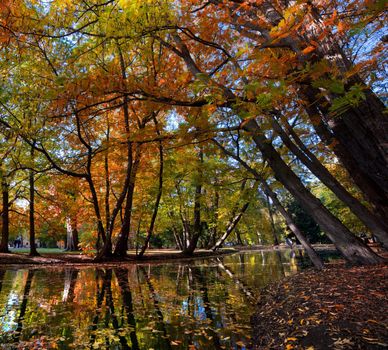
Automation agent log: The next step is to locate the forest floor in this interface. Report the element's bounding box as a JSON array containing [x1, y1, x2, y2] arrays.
[[251, 261, 388, 349]]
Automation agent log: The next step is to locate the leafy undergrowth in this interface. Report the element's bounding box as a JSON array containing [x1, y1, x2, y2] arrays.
[[251, 263, 388, 349]]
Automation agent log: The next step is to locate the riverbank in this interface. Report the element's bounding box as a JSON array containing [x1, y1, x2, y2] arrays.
[[0, 244, 336, 267], [0, 248, 242, 267], [251, 262, 388, 349]]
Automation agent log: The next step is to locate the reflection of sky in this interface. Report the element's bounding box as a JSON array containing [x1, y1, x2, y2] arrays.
[[193, 297, 206, 321], [0, 291, 20, 332], [180, 296, 207, 321]]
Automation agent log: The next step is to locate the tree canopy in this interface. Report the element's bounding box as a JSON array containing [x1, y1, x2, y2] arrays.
[[0, 0, 386, 265]]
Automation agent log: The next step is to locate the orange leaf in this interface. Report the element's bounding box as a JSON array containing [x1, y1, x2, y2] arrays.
[[337, 21, 346, 32], [302, 46, 316, 54]]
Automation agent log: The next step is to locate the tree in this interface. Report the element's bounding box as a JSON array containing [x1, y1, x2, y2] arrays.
[[0, 0, 386, 264]]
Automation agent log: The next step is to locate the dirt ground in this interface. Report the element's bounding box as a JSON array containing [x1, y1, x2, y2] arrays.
[[251, 262, 388, 349]]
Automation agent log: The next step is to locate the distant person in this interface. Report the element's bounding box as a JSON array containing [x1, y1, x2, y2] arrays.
[[14, 237, 21, 248]]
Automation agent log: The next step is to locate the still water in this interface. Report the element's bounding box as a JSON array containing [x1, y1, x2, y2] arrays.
[[0, 250, 304, 349]]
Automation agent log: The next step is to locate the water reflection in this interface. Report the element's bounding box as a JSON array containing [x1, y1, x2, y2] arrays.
[[0, 250, 303, 349]]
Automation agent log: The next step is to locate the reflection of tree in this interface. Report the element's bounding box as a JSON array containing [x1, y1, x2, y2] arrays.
[[115, 268, 140, 350], [190, 266, 223, 350], [238, 253, 246, 274], [275, 250, 286, 276], [62, 269, 78, 303], [89, 269, 132, 349], [0, 270, 5, 294], [104, 269, 130, 350], [13, 270, 35, 343], [138, 265, 172, 350], [216, 258, 256, 303], [89, 269, 108, 347]]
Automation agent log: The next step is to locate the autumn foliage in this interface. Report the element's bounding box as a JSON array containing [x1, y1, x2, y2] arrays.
[[0, 0, 386, 263]]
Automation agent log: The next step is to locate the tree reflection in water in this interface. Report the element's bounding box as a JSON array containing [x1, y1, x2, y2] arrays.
[[0, 250, 302, 349]]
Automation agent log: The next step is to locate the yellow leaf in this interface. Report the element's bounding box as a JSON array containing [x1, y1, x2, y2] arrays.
[[286, 337, 297, 342]]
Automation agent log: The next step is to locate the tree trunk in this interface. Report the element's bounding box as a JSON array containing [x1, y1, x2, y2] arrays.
[[215, 1, 388, 221], [86, 175, 106, 251], [183, 149, 203, 255], [29, 146, 39, 257], [212, 139, 324, 269], [0, 168, 10, 253], [301, 88, 388, 222], [210, 188, 219, 247], [138, 119, 164, 258], [262, 181, 324, 270], [114, 143, 141, 257], [271, 116, 388, 248], [212, 201, 250, 251], [243, 118, 383, 265], [266, 193, 280, 246], [96, 118, 115, 259], [168, 30, 382, 264], [183, 182, 202, 255], [66, 216, 79, 251], [235, 228, 244, 245]]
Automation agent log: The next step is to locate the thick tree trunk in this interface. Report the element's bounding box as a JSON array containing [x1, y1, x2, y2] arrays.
[[302, 88, 388, 222], [271, 116, 388, 248], [114, 144, 141, 257], [0, 170, 10, 253], [243, 119, 383, 265]]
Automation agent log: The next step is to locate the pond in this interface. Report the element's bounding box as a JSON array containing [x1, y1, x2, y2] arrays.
[[0, 250, 307, 349]]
